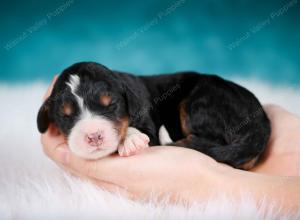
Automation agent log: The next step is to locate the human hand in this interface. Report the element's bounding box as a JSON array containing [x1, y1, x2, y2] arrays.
[[43, 131, 229, 202]]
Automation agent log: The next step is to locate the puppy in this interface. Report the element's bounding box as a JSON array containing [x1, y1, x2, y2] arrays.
[[37, 62, 271, 169]]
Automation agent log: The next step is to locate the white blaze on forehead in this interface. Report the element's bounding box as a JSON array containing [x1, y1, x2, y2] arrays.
[[66, 74, 80, 94], [66, 74, 91, 119], [66, 74, 84, 110]]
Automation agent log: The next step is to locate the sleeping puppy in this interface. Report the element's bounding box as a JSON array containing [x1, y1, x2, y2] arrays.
[[37, 62, 271, 169]]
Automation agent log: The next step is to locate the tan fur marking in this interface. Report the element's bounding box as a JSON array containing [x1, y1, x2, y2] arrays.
[[174, 135, 194, 147], [117, 117, 129, 143], [62, 103, 73, 116], [100, 95, 112, 106], [179, 100, 190, 136], [238, 156, 259, 170]]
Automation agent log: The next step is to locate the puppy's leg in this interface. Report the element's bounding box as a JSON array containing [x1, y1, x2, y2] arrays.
[[175, 98, 265, 169], [118, 127, 150, 157], [171, 135, 261, 170]]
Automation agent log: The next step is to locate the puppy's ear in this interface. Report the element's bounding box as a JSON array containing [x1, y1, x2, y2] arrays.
[[37, 98, 52, 133], [122, 84, 146, 123]]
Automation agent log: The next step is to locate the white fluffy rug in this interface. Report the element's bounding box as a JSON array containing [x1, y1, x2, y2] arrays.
[[0, 79, 299, 219]]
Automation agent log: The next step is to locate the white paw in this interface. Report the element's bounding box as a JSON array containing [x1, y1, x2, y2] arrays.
[[159, 125, 173, 145], [118, 133, 150, 156]]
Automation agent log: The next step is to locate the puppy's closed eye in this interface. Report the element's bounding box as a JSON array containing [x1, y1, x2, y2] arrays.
[[99, 94, 112, 106], [61, 102, 73, 116]]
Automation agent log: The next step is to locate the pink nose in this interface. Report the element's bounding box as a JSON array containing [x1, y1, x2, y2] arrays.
[[85, 131, 103, 147]]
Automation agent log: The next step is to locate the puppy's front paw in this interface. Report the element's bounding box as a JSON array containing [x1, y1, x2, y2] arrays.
[[118, 133, 150, 157]]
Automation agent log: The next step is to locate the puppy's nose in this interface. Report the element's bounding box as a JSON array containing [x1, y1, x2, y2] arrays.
[[85, 131, 103, 147]]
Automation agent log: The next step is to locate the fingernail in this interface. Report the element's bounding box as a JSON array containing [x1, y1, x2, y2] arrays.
[[56, 147, 70, 164]]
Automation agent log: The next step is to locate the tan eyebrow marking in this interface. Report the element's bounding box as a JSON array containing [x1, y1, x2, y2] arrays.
[[99, 94, 112, 106], [62, 102, 73, 116], [66, 74, 84, 109]]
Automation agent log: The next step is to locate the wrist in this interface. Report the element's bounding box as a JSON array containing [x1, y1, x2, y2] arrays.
[[219, 168, 300, 212]]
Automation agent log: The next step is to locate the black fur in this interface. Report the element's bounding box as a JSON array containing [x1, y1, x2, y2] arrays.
[[37, 62, 271, 169]]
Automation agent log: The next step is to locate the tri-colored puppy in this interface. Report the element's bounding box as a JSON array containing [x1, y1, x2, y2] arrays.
[[37, 62, 271, 169]]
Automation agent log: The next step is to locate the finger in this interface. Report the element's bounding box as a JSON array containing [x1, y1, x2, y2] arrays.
[[53, 159, 135, 199], [41, 124, 68, 159], [264, 104, 299, 122], [92, 179, 134, 198], [41, 124, 65, 146], [43, 75, 59, 100], [66, 163, 140, 201], [263, 104, 300, 139], [48, 143, 129, 183], [41, 123, 136, 183]]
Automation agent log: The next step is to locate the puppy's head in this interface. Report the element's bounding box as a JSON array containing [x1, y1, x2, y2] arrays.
[[37, 62, 130, 159]]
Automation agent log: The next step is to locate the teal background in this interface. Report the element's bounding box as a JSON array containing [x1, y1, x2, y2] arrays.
[[0, 0, 299, 86]]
